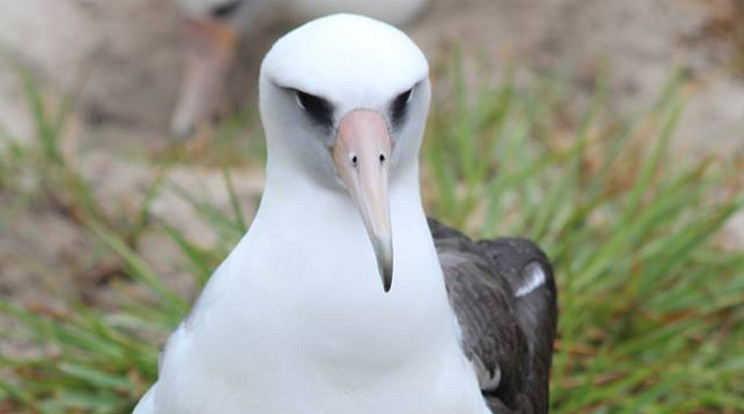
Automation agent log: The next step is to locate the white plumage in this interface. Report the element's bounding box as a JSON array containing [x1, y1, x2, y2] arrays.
[[134, 14, 490, 414]]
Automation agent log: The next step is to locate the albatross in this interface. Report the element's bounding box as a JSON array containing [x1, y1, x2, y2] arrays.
[[169, 0, 430, 137], [134, 14, 557, 414]]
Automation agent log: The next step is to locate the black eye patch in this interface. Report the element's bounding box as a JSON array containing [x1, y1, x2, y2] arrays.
[[390, 88, 413, 128], [295, 90, 334, 129], [210, 0, 243, 19]]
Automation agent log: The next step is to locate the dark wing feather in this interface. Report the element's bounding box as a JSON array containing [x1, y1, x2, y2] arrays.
[[428, 218, 557, 414]]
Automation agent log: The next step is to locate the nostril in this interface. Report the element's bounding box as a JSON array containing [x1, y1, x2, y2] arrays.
[[351, 154, 358, 167], [379, 154, 386, 163]]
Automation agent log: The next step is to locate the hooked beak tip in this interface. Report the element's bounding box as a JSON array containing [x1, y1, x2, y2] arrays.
[[383, 271, 392, 293], [372, 235, 393, 293]]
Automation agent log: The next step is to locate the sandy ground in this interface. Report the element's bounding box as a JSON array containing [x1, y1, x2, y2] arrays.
[[0, 0, 742, 318]]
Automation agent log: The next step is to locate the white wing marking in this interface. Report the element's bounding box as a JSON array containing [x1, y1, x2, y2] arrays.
[[515, 262, 545, 298]]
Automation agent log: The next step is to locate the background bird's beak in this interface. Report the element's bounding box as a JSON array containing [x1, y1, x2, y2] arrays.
[[170, 19, 238, 139], [332, 110, 394, 292]]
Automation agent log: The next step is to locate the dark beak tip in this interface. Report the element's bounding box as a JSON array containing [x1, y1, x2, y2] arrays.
[[381, 266, 393, 293]]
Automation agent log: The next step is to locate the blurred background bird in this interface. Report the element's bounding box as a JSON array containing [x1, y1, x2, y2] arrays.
[[168, 0, 430, 138]]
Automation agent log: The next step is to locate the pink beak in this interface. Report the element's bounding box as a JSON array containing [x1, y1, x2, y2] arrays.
[[332, 110, 394, 292]]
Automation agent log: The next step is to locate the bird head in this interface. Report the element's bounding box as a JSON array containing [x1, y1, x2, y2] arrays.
[[258, 14, 431, 292]]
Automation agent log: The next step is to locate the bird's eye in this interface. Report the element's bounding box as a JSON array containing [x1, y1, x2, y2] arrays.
[[294, 90, 334, 128], [210, 0, 243, 19], [390, 87, 414, 127]]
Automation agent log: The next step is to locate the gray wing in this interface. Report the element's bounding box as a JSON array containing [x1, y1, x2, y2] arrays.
[[428, 219, 557, 414]]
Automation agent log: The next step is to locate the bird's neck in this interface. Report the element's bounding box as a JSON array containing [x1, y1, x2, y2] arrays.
[[237, 160, 458, 368], [255, 157, 426, 236]]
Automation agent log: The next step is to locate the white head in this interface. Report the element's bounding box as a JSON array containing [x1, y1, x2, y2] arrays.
[[258, 14, 431, 291]]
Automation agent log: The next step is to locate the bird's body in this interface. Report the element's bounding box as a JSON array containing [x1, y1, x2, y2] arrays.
[[135, 14, 556, 414], [137, 172, 489, 414]]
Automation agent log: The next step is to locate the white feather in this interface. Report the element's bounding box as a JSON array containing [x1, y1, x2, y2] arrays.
[[134, 15, 489, 414], [515, 262, 546, 298]]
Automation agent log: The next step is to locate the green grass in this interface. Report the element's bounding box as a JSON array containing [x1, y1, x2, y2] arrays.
[[1, 63, 743, 414]]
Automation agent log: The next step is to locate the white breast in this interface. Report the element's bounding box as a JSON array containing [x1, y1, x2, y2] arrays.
[[145, 182, 488, 414]]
